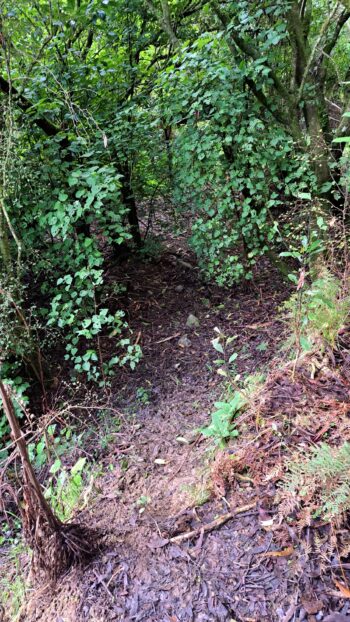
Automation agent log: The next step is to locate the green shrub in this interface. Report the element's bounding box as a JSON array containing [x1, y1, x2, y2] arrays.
[[201, 391, 246, 447], [283, 270, 350, 351], [44, 456, 90, 522], [0, 543, 27, 619], [161, 33, 316, 286]]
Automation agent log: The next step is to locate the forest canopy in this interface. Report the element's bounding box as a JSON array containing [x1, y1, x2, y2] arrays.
[[0, 0, 348, 393]]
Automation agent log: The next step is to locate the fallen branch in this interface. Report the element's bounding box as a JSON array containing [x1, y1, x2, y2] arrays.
[[230, 321, 278, 331], [154, 332, 181, 345], [169, 501, 256, 544], [167, 251, 198, 271]]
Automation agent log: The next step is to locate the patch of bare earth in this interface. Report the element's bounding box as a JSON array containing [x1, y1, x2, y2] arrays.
[[17, 244, 350, 622]]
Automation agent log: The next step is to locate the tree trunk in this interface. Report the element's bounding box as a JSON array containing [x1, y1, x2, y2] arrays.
[[0, 210, 11, 272], [164, 125, 174, 183], [0, 380, 59, 528], [304, 103, 332, 190], [120, 166, 142, 248], [0, 380, 93, 579]]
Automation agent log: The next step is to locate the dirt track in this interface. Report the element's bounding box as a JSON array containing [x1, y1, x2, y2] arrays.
[[16, 242, 350, 621]]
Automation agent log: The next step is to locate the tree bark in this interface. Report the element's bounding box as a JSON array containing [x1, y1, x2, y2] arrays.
[[120, 165, 142, 248], [0, 380, 93, 579], [0, 380, 59, 530], [0, 209, 11, 271]]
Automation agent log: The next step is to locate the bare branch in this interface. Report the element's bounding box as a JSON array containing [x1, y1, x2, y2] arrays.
[[323, 9, 350, 58], [0, 76, 68, 143], [145, 0, 179, 48], [298, 2, 342, 101]]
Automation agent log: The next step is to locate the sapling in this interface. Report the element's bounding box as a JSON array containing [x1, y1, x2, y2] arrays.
[[0, 379, 93, 580]]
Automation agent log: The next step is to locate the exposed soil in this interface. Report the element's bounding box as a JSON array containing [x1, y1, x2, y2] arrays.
[[5, 233, 350, 622]]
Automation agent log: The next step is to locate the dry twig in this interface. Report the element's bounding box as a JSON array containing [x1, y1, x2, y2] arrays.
[[169, 501, 256, 544]]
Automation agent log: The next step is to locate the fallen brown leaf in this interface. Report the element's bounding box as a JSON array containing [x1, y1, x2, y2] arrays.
[[297, 269, 305, 290], [258, 546, 294, 558], [334, 578, 350, 598]]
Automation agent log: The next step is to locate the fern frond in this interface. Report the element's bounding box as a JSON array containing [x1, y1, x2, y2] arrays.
[[281, 442, 350, 521]]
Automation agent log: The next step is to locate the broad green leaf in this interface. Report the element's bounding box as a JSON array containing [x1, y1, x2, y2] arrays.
[[50, 458, 62, 474], [333, 136, 350, 143], [71, 457, 87, 475], [212, 338, 224, 354]]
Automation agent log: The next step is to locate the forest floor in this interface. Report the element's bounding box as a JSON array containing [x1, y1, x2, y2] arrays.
[[3, 228, 350, 622]]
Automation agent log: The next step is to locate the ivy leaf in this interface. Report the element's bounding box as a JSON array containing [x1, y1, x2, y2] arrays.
[[295, 192, 312, 200]]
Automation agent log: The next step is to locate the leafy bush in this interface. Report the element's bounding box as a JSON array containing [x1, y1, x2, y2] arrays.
[[283, 270, 350, 351], [201, 391, 246, 447], [161, 33, 316, 286], [45, 456, 90, 522], [0, 137, 142, 393]]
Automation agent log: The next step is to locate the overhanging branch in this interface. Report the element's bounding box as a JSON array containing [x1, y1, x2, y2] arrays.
[[298, 2, 343, 102], [0, 76, 69, 146], [210, 0, 293, 106]]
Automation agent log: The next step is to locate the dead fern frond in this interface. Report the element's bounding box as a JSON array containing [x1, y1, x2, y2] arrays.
[[280, 442, 350, 523]]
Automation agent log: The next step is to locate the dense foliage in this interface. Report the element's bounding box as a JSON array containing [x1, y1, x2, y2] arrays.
[[0, 0, 350, 441]]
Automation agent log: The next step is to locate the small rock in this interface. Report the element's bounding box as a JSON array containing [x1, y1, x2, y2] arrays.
[[186, 313, 200, 329], [178, 335, 191, 348], [302, 599, 323, 615], [176, 436, 189, 444], [175, 284, 184, 292]]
